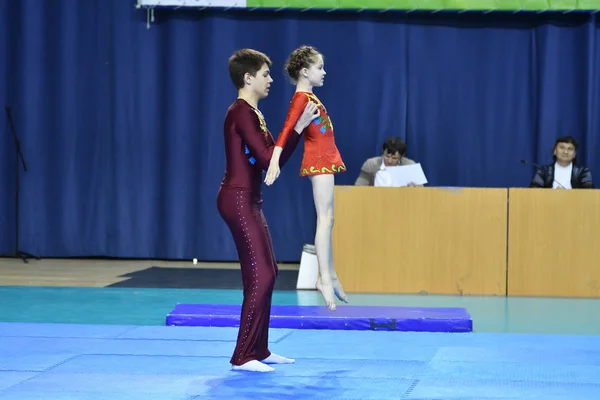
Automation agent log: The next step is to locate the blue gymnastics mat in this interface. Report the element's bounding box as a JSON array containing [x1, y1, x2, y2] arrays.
[[165, 304, 473, 332], [1, 322, 600, 399]]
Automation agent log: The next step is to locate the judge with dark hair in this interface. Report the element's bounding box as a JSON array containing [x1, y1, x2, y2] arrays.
[[529, 136, 593, 189], [355, 137, 417, 186]]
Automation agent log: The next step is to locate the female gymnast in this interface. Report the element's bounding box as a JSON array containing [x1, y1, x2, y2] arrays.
[[218, 48, 319, 373], [264, 45, 348, 311]]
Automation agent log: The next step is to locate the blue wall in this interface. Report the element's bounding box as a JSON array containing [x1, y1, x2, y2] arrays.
[[1, 2, 598, 261]]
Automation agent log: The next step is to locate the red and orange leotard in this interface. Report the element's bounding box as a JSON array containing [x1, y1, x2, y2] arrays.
[[275, 92, 346, 177]]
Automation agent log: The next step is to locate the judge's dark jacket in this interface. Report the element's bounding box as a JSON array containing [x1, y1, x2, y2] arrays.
[[529, 164, 594, 189]]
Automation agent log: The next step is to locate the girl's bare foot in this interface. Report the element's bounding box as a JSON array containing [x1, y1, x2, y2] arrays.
[[316, 278, 336, 311], [332, 276, 349, 303]]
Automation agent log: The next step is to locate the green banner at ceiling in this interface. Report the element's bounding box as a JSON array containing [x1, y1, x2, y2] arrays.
[[137, 0, 600, 11], [247, 0, 600, 10]]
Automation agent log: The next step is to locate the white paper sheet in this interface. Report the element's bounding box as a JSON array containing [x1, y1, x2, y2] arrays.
[[374, 163, 428, 187]]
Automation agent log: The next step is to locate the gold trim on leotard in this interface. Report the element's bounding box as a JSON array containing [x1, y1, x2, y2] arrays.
[[300, 164, 347, 176]]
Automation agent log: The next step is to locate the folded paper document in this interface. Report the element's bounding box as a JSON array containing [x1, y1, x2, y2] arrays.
[[374, 163, 428, 187]]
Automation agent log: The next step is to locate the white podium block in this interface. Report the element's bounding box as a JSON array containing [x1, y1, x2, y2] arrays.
[[296, 244, 319, 290]]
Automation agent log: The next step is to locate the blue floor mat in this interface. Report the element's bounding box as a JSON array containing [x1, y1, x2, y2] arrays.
[[0, 322, 599, 399], [166, 304, 473, 332]]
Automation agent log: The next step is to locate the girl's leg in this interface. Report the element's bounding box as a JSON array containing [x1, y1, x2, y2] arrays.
[[328, 223, 348, 303], [309, 174, 337, 311]]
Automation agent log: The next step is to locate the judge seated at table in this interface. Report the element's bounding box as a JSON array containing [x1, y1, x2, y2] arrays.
[[355, 137, 420, 187], [529, 136, 593, 189]]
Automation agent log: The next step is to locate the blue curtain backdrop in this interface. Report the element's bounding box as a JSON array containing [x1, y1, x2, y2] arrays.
[[0, 1, 598, 261]]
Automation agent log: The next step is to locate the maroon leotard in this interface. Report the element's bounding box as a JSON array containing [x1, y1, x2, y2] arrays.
[[217, 98, 302, 366]]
